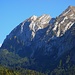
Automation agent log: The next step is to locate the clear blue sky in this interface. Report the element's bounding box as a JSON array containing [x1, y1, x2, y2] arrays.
[[0, 0, 75, 44]]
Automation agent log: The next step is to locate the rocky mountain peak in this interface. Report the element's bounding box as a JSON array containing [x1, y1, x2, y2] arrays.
[[68, 5, 75, 10], [52, 6, 75, 37], [1, 6, 75, 54], [29, 14, 51, 30], [4, 14, 51, 46], [1, 6, 75, 74], [29, 15, 37, 21], [29, 14, 51, 38], [59, 6, 75, 18]]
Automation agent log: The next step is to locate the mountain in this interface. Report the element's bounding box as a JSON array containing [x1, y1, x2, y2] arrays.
[[0, 6, 75, 74]]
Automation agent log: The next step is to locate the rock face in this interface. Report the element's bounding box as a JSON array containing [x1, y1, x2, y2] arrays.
[[4, 14, 51, 45], [1, 6, 75, 71]]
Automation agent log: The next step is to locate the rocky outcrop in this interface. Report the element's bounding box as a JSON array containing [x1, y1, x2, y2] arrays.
[[1, 6, 75, 60]]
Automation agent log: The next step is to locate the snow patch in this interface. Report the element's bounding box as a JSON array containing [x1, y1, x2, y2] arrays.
[[57, 24, 61, 37], [53, 22, 58, 31], [64, 22, 74, 33], [0, 44, 2, 47], [70, 13, 74, 17], [60, 16, 68, 24], [30, 15, 37, 21], [21, 23, 24, 33]]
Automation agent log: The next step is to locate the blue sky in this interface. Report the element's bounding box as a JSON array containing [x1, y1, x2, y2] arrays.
[[0, 0, 75, 45]]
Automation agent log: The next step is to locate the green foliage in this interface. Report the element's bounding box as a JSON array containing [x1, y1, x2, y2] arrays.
[[66, 55, 70, 64], [0, 49, 29, 68], [0, 65, 45, 75], [0, 65, 20, 75], [50, 57, 75, 75], [1, 48, 75, 75], [50, 65, 75, 75], [0, 45, 75, 75]]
